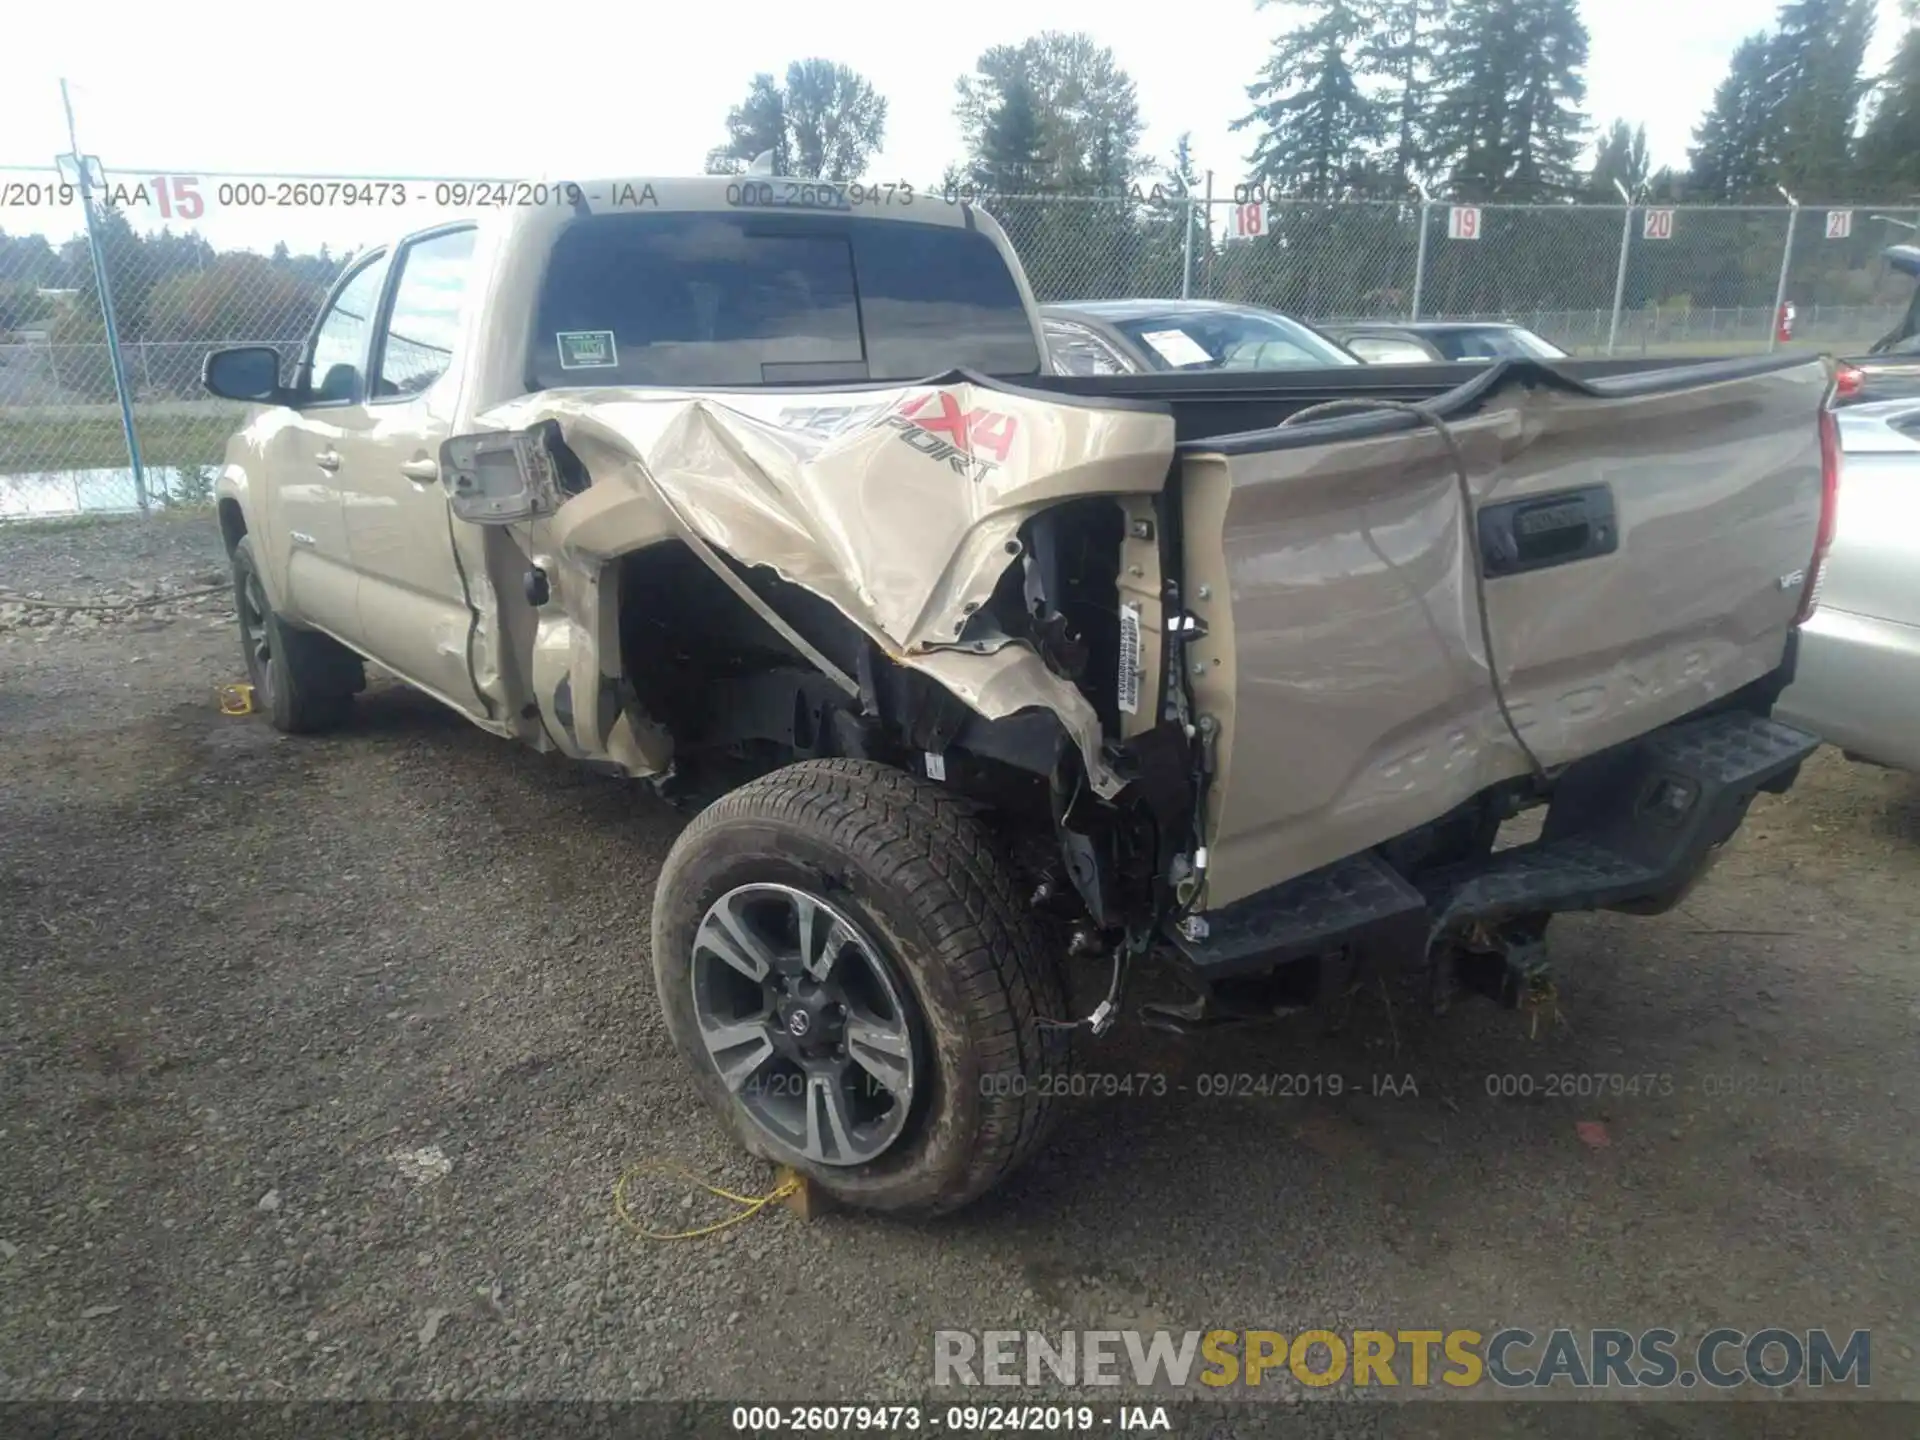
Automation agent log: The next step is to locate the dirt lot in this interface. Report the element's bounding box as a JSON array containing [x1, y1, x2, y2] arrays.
[[3, 514, 1918, 1415]]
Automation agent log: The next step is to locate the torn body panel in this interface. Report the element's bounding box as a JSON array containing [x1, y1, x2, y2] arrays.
[[444, 377, 1175, 795], [1180, 359, 1829, 910]]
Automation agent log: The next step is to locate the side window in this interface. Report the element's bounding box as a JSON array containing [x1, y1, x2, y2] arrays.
[[1345, 335, 1433, 365], [373, 228, 477, 400], [305, 252, 390, 405]]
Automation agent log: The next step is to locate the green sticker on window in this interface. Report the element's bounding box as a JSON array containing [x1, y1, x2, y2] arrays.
[[556, 330, 618, 369]]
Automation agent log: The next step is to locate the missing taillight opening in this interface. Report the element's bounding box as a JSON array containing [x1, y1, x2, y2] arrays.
[[1796, 407, 1841, 625]]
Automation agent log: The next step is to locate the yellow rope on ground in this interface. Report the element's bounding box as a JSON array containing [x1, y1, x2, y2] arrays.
[[613, 1159, 803, 1242]]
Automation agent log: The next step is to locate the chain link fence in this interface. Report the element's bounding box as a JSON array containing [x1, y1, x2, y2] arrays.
[[4, 162, 1916, 520]]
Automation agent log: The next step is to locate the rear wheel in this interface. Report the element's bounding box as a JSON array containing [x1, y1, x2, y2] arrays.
[[651, 760, 1069, 1214], [230, 534, 363, 734]]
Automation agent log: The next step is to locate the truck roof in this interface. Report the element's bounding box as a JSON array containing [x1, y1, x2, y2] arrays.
[[492, 175, 977, 228]]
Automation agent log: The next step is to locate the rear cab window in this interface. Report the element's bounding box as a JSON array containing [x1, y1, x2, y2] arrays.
[[527, 212, 1041, 389]]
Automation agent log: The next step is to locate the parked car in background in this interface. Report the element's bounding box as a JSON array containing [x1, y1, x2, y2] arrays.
[[1323, 320, 1569, 365], [1833, 245, 1920, 407], [1041, 299, 1361, 375], [1775, 397, 1920, 773]]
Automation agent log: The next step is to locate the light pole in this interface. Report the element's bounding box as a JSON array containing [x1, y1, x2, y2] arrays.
[[1770, 185, 1801, 354], [1606, 177, 1638, 357], [1409, 181, 1432, 321], [58, 79, 148, 511]]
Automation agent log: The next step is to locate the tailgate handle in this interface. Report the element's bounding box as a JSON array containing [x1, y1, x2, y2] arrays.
[[1477, 485, 1618, 577]]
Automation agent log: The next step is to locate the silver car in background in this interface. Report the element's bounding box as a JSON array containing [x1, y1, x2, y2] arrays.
[[1776, 399, 1920, 773]]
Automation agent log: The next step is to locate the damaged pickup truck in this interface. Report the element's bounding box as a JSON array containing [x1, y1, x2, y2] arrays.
[[204, 178, 1839, 1213]]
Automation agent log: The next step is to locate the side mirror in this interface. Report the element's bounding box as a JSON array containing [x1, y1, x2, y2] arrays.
[[203, 346, 289, 405]]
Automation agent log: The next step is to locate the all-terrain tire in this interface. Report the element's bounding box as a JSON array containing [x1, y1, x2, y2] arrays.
[[651, 759, 1070, 1214], [230, 534, 363, 735]]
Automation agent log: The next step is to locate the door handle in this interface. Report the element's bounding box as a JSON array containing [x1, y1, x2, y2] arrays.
[[315, 450, 342, 472], [400, 457, 440, 483]]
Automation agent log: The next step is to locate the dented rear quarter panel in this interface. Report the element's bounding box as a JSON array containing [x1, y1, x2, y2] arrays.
[[469, 379, 1174, 791]]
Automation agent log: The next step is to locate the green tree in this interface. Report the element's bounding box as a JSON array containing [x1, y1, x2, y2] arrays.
[[968, 65, 1047, 192], [1429, 0, 1591, 200], [1132, 133, 1204, 294], [705, 62, 887, 181], [1359, 0, 1446, 192], [1587, 119, 1651, 201], [144, 254, 327, 346], [954, 33, 1146, 300], [956, 33, 1146, 193], [1234, 0, 1385, 197], [1772, 0, 1875, 197], [1858, 1, 1920, 199], [1687, 34, 1780, 200]]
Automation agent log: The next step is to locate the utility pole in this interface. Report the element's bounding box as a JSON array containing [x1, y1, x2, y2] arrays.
[[1606, 178, 1638, 356], [59, 79, 148, 511]]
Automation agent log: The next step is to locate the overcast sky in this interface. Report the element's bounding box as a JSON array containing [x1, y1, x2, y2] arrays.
[[0, 0, 1907, 252]]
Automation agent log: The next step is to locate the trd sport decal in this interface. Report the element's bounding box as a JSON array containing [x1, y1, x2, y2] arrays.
[[883, 392, 1019, 481]]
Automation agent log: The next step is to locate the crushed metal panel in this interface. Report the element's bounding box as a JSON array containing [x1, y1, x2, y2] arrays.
[[472, 379, 1176, 793]]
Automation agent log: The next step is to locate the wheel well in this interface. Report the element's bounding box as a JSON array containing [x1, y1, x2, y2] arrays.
[[612, 541, 1068, 813], [217, 498, 247, 555]]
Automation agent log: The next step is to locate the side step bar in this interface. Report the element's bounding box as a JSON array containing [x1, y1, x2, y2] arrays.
[[1170, 710, 1819, 979]]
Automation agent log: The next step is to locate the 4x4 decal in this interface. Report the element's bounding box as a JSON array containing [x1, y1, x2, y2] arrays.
[[883, 392, 1019, 481]]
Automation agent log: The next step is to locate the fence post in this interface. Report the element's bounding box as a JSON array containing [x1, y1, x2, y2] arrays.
[[1606, 191, 1634, 356], [1409, 188, 1431, 320], [1180, 191, 1195, 299], [59, 79, 148, 512], [1199, 170, 1213, 298], [1769, 192, 1800, 354]]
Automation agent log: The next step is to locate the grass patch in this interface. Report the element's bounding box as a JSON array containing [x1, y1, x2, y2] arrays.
[[0, 503, 216, 533], [0, 411, 244, 473]]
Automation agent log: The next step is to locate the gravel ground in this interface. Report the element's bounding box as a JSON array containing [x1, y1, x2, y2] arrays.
[[2, 514, 1918, 1413]]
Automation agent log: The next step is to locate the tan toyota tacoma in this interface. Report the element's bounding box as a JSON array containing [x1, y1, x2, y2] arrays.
[[203, 177, 1840, 1213]]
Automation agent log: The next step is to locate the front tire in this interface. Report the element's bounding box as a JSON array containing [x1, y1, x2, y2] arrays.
[[651, 760, 1069, 1214], [230, 534, 363, 734]]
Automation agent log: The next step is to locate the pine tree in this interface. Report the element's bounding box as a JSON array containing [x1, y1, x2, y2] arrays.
[[1587, 119, 1651, 201], [1359, 0, 1445, 192], [1508, 0, 1591, 197], [969, 68, 1047, 192], [1234, 0, 1385, 197], [1687, 34, 1781, 201], [1858, 3, 1920, 199], [1771, 0, 1875, 197], [1429, 0, 1589, 200]]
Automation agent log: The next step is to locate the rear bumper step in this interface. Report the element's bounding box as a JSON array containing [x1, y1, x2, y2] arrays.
[[1170, 711, 1819, 978]]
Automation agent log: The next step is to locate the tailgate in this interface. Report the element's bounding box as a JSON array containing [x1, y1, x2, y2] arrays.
[[1177, 356, 1830, 910]]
